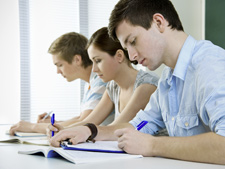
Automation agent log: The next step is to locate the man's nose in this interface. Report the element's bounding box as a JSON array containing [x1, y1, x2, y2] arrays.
[[128, 47, 138, 61]]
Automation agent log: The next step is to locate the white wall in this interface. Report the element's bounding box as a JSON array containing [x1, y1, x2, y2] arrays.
[[0, 0, 20, 124], [172, 0, 205, 40]]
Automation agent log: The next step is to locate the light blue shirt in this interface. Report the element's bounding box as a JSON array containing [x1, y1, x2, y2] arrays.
[[130, 36, 225, 137], [81, 72, 107, 112]]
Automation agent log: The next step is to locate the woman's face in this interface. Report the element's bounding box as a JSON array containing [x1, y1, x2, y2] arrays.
[[88, 44, 119, 82]]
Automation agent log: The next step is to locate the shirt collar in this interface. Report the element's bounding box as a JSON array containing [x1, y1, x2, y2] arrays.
[[173, 35, 197, 81], [89, 71, 97, 84]]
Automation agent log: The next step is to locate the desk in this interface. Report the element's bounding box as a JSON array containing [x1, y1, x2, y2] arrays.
[[0, 125, 224, 169]]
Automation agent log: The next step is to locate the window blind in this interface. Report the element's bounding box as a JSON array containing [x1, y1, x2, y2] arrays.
[[19, 0, 143, 123], [19, 0, 81, 122]]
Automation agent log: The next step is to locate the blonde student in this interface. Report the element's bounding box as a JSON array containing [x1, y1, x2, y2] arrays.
[[48, 27, 159, 140], [10, 32, 113, 135]]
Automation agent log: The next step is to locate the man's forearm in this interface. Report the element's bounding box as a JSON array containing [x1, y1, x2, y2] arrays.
[[152, 132, 225, 165], [95, 123, 134, 141], [33, 123, 49, 134]]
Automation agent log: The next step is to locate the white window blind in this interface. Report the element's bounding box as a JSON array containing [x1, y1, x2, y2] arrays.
[[20, 0, 81, 122], [19, 0, 143, 123]]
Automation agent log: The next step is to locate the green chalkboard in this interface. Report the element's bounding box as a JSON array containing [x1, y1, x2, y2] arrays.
[[205, 0, 225, 49]]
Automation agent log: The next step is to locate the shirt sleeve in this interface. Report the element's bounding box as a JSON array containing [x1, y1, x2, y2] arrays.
[[203, 85, 225, 136], [194, 46, 225, 137], [134, 70, 159, 88], [80, 77, 107, 112], [129, 88, 166, 135], [106, 80, 118, 104]]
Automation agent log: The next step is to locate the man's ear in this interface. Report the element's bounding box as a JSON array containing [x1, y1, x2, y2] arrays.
[[115, 49, 125, 63], [73, 54, 82, 66], [152, 13, 166, 33]]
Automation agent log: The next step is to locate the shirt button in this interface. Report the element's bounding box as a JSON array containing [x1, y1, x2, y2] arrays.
[[172, 117, 175, 121], [185, 122, 189, 127]]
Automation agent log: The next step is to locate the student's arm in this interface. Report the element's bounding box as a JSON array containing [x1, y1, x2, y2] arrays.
[[110, 84, 156, 125], [58, 109, 93, 127], [9, 110, 93, 135], [49, 122, 134, 147], [115, 129, 225, 165], [9, 121, 49, 135], [66, 91, 114, 127]]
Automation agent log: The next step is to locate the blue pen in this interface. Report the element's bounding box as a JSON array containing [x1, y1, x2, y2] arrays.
[[51, 113, 55, 137], [136, 120, 148, 131]]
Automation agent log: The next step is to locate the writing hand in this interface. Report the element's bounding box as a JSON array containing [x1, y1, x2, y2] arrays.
[[37, 112, 51, 123], [115, 128, 154, 156], [49, 126, 91, 147]]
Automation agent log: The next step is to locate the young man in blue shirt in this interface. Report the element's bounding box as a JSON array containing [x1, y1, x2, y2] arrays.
[[107, 0, 225, 164], [49, 0, 225, 164]]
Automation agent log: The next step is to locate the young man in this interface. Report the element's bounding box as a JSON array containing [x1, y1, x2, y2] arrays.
[[49, 0, 225, 165], [9, 32, 113, 135], [108, 0, 225, 164]]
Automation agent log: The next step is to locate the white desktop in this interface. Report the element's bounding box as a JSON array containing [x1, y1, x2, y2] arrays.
[[0, 125, 224, 169]]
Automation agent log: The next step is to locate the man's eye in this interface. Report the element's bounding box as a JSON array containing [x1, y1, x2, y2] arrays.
[[130, 38, 136, 45], [95, 59, 101, 63], [131, 40, 135, 45]]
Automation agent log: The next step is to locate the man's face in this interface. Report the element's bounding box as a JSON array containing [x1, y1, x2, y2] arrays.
[[52, 54, 79, 82], [116, 20, 165, 71]]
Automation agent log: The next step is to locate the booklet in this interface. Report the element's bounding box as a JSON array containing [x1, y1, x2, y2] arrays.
[[5, 130, 47, 137], [0, 132, 49, 146], [61, 141, 125, 153], [18, 142, 143, 164]]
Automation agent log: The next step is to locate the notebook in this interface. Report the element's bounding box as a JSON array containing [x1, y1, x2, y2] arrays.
[[0, 131, 49, 146], [61, 141, 125, 153], [18, 142, 143, 164], [5, 130, 46, 137]]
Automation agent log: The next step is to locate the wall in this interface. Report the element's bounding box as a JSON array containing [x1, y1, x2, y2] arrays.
[[0, 0, 20, 124]]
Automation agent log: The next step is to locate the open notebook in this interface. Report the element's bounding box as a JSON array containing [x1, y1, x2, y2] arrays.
[[5, 130, 46, 137], [61, 141, 125, 153], [1, 131, 48, 146], [18, 141, 143, 164]]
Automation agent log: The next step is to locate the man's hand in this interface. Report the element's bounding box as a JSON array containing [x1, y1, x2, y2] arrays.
[[37, 112, 51, 123], [115, 128, 154, 156], [9, 121, 35, 135]]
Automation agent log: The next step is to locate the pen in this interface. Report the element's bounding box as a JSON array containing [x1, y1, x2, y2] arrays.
[[42, 111, 53, 120], [136, 120, 148, 131], [51, 113, 55, 137]]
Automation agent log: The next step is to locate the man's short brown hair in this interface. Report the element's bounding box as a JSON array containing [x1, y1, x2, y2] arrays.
[[48, 32, 92, 68], [108, 0, 183, 41]]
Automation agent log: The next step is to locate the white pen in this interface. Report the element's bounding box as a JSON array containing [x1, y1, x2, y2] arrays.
[[42, 111, 53, 120]]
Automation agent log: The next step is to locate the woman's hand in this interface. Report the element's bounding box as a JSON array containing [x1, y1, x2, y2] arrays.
[[47, 123, 64, 139], [49, 126, 91, 147]]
